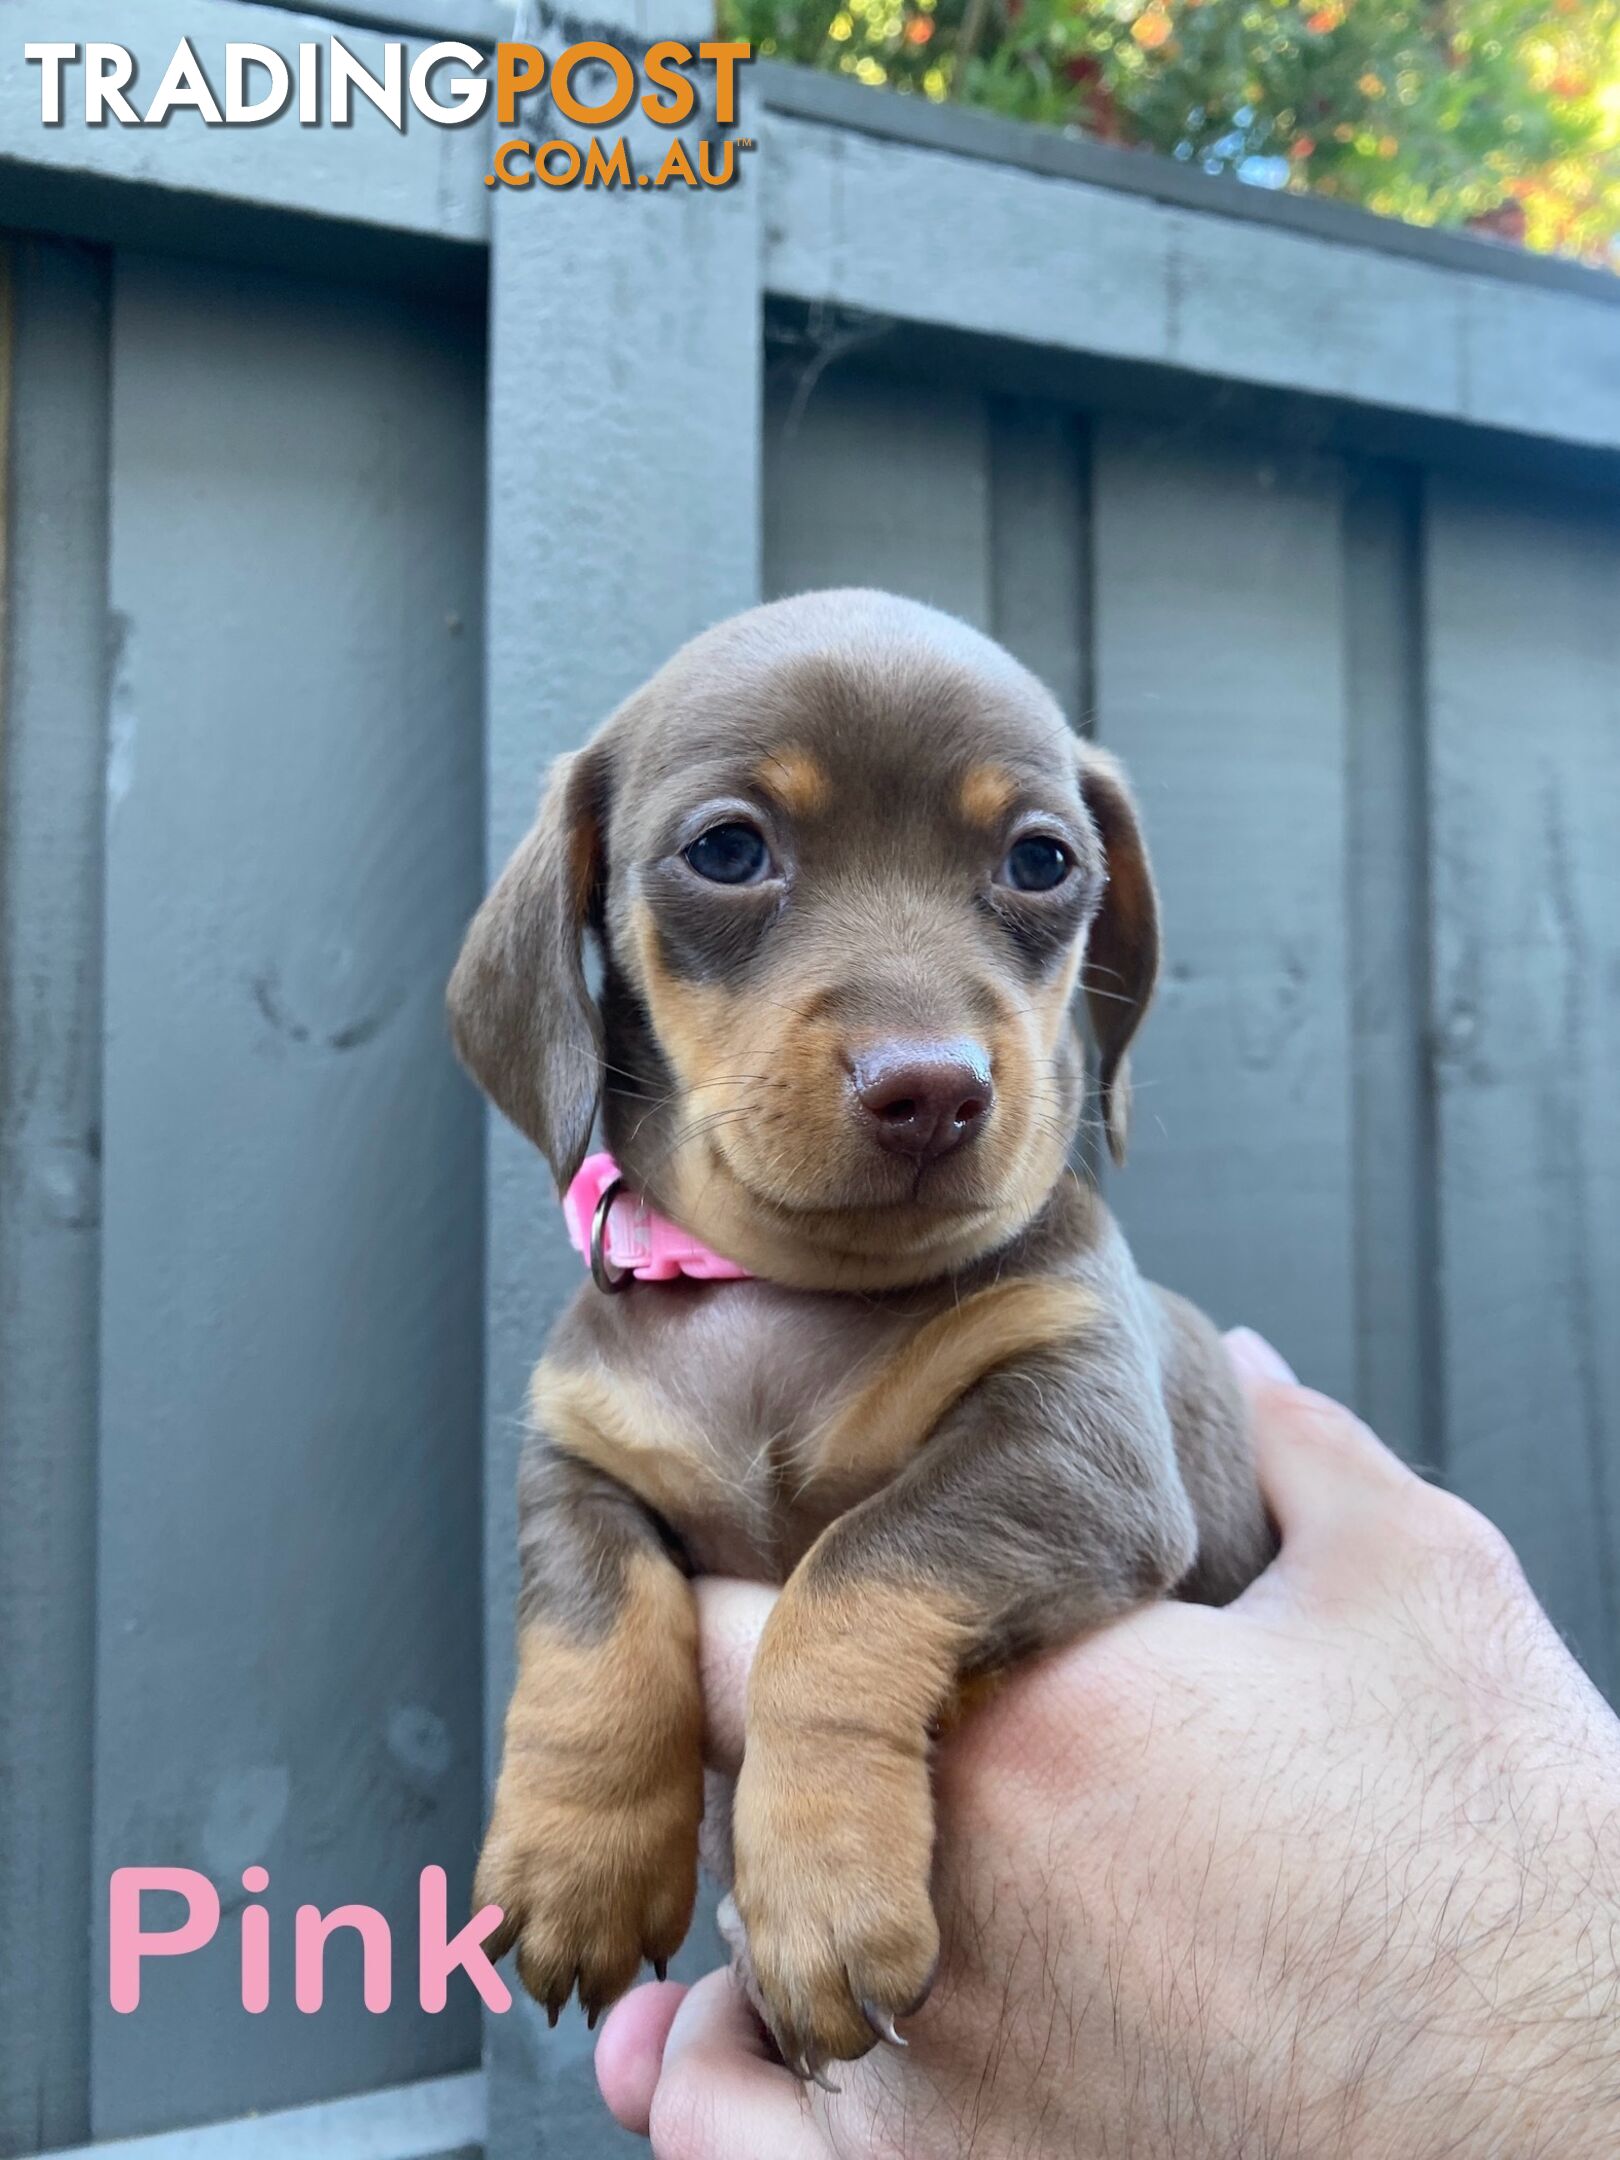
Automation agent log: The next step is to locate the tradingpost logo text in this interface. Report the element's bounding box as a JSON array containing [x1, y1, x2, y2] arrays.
[[24, 37, 755, 193]]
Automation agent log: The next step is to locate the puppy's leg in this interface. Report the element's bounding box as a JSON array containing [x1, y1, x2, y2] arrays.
[[477, 1437, 702, 2024], [732, 1340, 1198, 2076]]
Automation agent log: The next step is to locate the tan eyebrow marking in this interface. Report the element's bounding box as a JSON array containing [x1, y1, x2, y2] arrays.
[[755, 748, 830, 818], [958, 763, 1018, 827]]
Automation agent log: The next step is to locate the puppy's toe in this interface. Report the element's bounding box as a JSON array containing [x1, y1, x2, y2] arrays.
[[732, 1718, 940, 2074], [737, 1879, 937, 2078], [730, 1802, 937, 2077], [474, 1758, 700, 2026]]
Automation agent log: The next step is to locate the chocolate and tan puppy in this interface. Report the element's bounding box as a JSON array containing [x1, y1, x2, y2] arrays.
[[448, 588, 1273, 2081]]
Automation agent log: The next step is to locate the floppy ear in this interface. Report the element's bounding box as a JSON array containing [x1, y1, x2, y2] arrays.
[[446, 744, 610, 1189], [1077, 747, 1159, 1168]]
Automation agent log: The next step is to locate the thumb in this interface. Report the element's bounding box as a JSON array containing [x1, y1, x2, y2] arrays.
[[695, 1579, 776, 1775], [1223, 1328, 1421, 1597], [648, 1968, 830, 2160]]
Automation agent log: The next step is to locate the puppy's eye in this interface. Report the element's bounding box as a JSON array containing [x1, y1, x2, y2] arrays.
[[684, 821, 771, 886], [999, 835, 1073, 893]]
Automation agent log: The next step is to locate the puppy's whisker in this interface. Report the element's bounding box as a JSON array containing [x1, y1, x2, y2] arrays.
[[639, 1105, 758, 1181]]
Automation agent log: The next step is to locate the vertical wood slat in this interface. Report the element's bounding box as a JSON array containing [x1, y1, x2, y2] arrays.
[[1425, 477, 1620, 1699], [765, 365, 993, 622], [1091, 422, 1357, 1401], [1344, 466, 1438, 1467], [481, 56, 762, 2156], [0, 234, 110, 2160], [95, 254, 487, 2137], [763, 370, 1090, 707], [987, 397, 1090, 734]]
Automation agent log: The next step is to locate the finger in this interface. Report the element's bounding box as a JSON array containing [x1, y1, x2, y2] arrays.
[[650, 1967, 829, 2160], [694, 1579, 776, 1775], [596, 1980, 689, 2136], [1223, 1329, 1419, 1592], [1224, 1326, 1297, 1389]]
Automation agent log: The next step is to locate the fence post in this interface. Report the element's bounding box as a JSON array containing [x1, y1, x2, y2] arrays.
[[480, 26, 762, 2151]]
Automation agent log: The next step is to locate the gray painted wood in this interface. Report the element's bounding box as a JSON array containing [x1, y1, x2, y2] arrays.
[[986, 398, 1090, 735], [1092, 422, 1357, 1401], [765, 365, 992, 623], [1425, 476, 1620, 1699], [48, 2069, 482, 2160], [765, 116, 1620, 458], [93, 252, 487, 2136], [480, 38, 759, 2154], [0, 234, 110, 2160], [768, 361, 1109, 712], [1344, 466, 1437, 1469]]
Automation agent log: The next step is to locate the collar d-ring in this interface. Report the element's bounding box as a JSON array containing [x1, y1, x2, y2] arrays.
[[589, 1175, 631, 1292]]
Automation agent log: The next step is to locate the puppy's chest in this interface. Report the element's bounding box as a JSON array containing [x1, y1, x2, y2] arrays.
[[539, 1265, 1096, 1581], [542, 1285, 927, 1580]]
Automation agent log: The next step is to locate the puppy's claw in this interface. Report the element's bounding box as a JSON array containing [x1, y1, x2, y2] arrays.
[[585, 2006, 599, 2031], [863, 2002, 907, 2048], [808, 2062, 842, 2094], [545, 2003, 560, 2030], [653, 1958, 668, 1982]]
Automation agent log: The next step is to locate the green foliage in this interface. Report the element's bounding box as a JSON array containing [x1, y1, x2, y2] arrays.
[[721, 0, 1620, 263]]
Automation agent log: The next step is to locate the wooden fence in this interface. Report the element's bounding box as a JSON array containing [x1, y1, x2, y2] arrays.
[[2, 6, 1617, 2154]]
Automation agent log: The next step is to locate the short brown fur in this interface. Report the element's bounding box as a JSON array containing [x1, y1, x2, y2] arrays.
[[733, 1577, 970, 2067], [476, 1549, 703, 2020], [810, 1276, 1099, 1485]]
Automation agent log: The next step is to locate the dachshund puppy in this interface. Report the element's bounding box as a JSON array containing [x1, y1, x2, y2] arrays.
[[448, 588, 1273, 2080]]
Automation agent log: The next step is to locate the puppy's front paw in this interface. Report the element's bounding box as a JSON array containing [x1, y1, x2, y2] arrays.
[[477, 1743, 701, 2024], [731, 1727, 939, 2079]]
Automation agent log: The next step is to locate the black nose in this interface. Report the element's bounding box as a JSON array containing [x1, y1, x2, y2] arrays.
[[850, 1040, 994, 1163]]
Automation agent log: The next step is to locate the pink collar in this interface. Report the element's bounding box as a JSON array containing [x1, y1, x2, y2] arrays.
[[563, 1152, 754, 1289]]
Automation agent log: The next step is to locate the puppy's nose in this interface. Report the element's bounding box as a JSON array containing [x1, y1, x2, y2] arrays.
[[851, 1040, 994, 1163]]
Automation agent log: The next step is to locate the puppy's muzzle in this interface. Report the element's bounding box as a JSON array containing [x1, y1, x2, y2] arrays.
[[848, 1039, 994, 1165]]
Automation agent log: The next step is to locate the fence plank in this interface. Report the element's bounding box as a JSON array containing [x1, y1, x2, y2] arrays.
[[94, 253, 487, 2135], [986, 397, 1090, 732], [46, 2070, 482, 2160], [481, 57, 761, 2157], [1092, 421, 1357, 1400], [1425, 477, 1620, 1698], [764, 369, 1090, 690], [0, 234, 110, 2160], [765, 364, 992, 623], [1344, 466, 1438, 1467]]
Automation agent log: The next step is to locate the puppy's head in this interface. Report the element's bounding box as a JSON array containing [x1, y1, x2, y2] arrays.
[[449, 590, 1157, 1290]]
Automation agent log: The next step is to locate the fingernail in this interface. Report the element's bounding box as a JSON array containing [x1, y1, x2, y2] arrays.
[[1225, 1327, 1298, 1386]]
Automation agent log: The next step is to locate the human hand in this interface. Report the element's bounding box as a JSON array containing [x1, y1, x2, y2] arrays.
[[598, 1331, 1620, 2159]]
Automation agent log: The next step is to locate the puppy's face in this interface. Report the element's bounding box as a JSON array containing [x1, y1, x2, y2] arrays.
[[450, 591, 1157, 1290]]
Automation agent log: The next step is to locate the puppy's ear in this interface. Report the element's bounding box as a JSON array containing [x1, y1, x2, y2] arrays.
[[447, 744, 611, 1189], [1077, 747, 1159, 1168]]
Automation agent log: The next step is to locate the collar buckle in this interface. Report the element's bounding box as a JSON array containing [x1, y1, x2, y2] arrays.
[[588, 1176, 631, 1293]]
